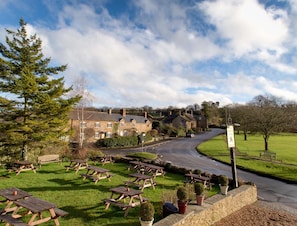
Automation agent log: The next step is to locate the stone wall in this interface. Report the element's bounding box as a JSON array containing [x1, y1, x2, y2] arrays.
[[154, 185, 257, 226]]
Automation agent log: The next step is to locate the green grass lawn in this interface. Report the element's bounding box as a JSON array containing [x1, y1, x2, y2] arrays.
[[0, 161, 218, 225], [198, 132, 297, 182]]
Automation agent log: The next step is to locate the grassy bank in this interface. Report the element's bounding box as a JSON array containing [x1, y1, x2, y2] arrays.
[[198, 132, 297, 182]]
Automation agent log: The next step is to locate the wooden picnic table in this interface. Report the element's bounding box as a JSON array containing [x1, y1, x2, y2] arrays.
[[125, 173, 155, 191], [8, 161, 37, 176], [65, 159, 88, 173], [91, 155, 114, 165], [81, 165, 112, 184], [129, 161, 165, 177], [0, 187, 32, 213], [12, 196, 67, 226], [103, 186, 147, 217], [184, 173, 211, 188]]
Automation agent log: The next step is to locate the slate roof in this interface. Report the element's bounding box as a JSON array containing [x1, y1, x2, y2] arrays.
[[162, 113, 195, 124], [70, 110, 148, 124]]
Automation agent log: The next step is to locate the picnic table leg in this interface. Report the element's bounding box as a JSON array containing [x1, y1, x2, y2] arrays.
[[107, 173, 111, 182], [75, 164, 81, 173], [124, 206, 131, 217], [49, 208, 60, 226], [93, 174, 99, 184], [28, 213, 38, 225], [150, 179, 155, 189], [105, 202, 111, 210], [15, 166, 24, 175]]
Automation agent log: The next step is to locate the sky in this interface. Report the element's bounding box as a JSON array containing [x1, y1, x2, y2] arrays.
[[1, 0, 297, 109]]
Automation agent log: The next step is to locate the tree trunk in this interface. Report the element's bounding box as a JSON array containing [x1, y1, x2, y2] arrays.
[[264, 137, 268, 151], [21, 143, 28, 160], [244, 130, 247, 141]]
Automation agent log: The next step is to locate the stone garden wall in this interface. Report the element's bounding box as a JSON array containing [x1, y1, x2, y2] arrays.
[[154, 184, 257, 226]]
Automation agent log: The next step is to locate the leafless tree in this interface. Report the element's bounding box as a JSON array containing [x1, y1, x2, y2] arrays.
[[69, 77, 96, 148], [249, 95, 290, 151]]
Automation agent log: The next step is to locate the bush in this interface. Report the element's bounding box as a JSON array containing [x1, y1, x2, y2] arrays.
[[218, 175, 229, 186], [139, 202, 155, 221], [194, 182, 204, 195], [96, 136, 138, 148], [176, 187, 188, 201]]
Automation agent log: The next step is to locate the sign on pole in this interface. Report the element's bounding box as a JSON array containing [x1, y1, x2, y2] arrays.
[[226, 125, 235, 148]]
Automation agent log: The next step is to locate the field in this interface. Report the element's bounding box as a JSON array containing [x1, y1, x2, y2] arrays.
[[198, 132, 297, 182], [0, 161, 218, 226]]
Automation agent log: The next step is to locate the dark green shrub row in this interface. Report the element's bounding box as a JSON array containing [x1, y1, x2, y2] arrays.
[[96, 136, 139, 148]]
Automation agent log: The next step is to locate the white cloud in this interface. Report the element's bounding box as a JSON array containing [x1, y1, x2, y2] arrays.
[[199, 0, 289, 58]]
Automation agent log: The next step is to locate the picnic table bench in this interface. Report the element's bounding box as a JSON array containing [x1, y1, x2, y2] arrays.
[[125, 173, 156, 191], [80, 165, 113, 184], [91, 155, 114, 165], [103, 186, 147, 217], [0, 188, 68, 226], [52, 208, 69, 219], [103, 198, 131, 209], [65, 159, 88, 173], [0, 209, 29, 226], [12, 196, 68, 226], [128, 161, 165, 178], [7, 161, 37, 176], [37, 154, 62, 167], [184, 173, 213, 189], [260, 151, 276, 160]]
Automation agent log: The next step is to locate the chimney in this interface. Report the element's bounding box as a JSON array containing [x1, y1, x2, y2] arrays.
[[108, 109, 112, 114], [121, 108, 126, 117], [144, 112, 147, 118]]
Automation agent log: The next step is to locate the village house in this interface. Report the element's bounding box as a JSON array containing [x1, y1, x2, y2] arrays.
[[162, 110, 207, 132], [69, 109, 152, 143]]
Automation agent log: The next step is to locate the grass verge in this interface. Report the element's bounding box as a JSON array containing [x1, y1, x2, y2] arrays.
[[198, 132, 297, 183]]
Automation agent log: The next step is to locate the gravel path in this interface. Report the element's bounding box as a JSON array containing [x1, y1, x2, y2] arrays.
[[213, 200, 297, 226]]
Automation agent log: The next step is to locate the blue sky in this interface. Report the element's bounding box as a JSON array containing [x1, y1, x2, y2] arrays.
[[1, 0, 297, 109]]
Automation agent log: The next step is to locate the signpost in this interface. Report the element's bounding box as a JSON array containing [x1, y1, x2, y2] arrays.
[[226, 117, 238, 188]]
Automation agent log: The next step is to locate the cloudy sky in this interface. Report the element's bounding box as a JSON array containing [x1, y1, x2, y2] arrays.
[[1, 0, 297, 109]]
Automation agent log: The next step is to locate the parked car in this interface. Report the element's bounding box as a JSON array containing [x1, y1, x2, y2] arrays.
[[186, 133, 195, 138]]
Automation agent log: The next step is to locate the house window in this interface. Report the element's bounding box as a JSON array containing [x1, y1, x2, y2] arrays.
[[131, 119, 136, 126], [95, 131, 100, 139], [95, 122, 100, 128], [106, 132, 112, 138], [107, 122, 112, 128], [80, 121, 86, 128]]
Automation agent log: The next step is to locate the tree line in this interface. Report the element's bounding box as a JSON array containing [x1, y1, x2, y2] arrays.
[[226, 95, 297, 151]]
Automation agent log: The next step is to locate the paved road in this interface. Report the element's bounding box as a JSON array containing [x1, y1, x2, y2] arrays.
[[105, 128, 297, 210]]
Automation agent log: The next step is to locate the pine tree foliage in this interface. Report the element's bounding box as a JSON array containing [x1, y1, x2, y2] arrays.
[[0, 19, 81, 160]]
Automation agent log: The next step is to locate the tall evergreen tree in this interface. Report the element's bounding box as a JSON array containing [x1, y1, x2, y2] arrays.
[[0, 19, 81, 160]]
